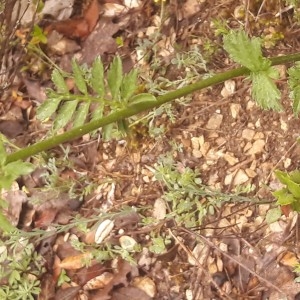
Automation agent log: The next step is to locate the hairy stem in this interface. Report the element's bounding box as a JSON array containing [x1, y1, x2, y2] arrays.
[[5, 52, 300, 163]]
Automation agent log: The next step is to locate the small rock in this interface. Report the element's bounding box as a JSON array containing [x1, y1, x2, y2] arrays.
[[221, 80, 236, 97], [206, 113, 223, 130], [245, 168, 257, 178], [242, 128, 255, 140], [133, 277, 156, 298], [247, 139, 265, 155], [223, 153, 238, 165], [230, 103, 241, 119], [233, 169, 249, 185]]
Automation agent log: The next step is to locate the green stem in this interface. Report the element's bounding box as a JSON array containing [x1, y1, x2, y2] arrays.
[[5, 52, 300, 163]]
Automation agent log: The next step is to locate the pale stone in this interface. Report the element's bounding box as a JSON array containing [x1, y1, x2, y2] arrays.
[[245, 168, 257, 178], [230, 103, 241, 119], [233, 169, 249, 185], [206, 113, 223, 130], [223, 152, 238, 165], [247, 140, 265, 155], [242, 128, 255, 140]]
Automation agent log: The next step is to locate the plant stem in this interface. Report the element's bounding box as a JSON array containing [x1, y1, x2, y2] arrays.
[[5, 52, 300, 163]]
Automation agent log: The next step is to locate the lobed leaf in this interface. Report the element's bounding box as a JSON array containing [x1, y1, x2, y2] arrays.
[[91, 57, 105, 97], [72, 59, 88, 95], [107, 56, 122, 100], [250, 70, 282, 111], [53, 100, 79, 131], [223, 30, 270, 72]]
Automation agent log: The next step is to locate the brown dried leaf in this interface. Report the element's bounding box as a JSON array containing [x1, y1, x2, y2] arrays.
[[59, 252, 93, 270], [46, 0, 100, 40]]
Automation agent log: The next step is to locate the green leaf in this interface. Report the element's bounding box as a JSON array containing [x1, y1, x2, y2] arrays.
[[1, 161, 34, 189], [290, 170, 300, 184], [53, 100, 78, 131], [0, 139, 7, 166], [275, 170, 300, 198], [102, 123, 114, 141], [120, 69, 138, 101], [274, 170, 290, 185], [72, 102, 90, 128], [273, 188, 296, 205], [72, 59, 88, 95], [36, 97, 62, 121], [250, 71, 282, 111], [223, 30, 271, 72], [288, 62, 300, 116], [91, 103, 104, 121], [51, 69, 68, 93], [128, 93, 157, 110], [107, 56, 122, 100], [91, 57, 105, 97], [0, 210, 15, 233], [265, 207, 282, 224]]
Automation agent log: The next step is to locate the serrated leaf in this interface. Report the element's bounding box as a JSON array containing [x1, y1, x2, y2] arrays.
[[72, 102, 90, 128], [223, 30, 270, 72], [107, 56, 122, 100], [91, 57, 105, 97], [273, 188, 295, 205], [250, 71, 282, 111], [52, 69, 68, 93], [72, 59, 88, 95], [120, 69, 138, 101], [53, 100, 78, 131], [37, 97, 62, 121], [265, 207, 282, 224], [288, 63, 300, 115], [274, 170, 290, 185]]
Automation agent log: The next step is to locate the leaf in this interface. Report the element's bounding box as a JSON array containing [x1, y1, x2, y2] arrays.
[[290, 170, 300, 184], [53, 100, 78, 131], [128, 93, 157, 110], [0, 139, 7, 166], [72, 102, 90, 128], [223, 30, 271, 72], [1, 161, 34, 189], [72, 59, 88, 95], [59, 252, 93, 270], [91, 57, 105, 97], [288, 62, 300, 116], [37, 97, 62, 121], [274, 170, 300, 198], [120, 69, 138, 101], [91, 103, 104, 122], [0, 210, 15, 232], [273, 188, 296, 205], [265, 207, 282, 224], [274, 170, 290, 185], [52, 69, 68, 94], [107, 56, 122, 100], [250, 71, 282, 111]]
